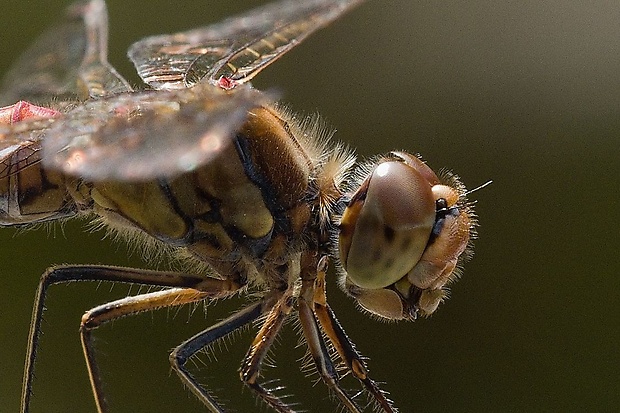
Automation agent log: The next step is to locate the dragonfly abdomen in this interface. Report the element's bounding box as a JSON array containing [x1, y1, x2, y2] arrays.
[[0, 140, 77, 225]]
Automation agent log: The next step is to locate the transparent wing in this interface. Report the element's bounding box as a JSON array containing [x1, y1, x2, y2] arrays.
[[42, 85, 275, 181], [0, 118, 57, 178], [128, 0, 365, 90], [0, 0, 130, 108]]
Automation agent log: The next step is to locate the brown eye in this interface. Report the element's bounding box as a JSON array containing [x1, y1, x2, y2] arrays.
[[339, 160, 436, 289]]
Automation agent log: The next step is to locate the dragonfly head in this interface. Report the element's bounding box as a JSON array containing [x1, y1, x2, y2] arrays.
[[337, 152, 475, 321]]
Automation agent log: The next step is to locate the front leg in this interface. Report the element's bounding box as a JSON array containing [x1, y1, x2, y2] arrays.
[[239, 292, 296, 413], [312, 258, 398, 413]]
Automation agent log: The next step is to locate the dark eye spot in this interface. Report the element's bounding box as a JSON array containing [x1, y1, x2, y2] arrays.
[[383, 226, 395, 243], [401, 236, 412, 251]]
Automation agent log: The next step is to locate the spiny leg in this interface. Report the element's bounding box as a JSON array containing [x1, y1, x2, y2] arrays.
[[239, 293, 297, 413], [22, 265, 242, 413], [81, 288, 225, 413], [169, 301, 265, 413], [298, 288, 362, 413], [312, 258, 397, 413], [295, 252, 363, 412]]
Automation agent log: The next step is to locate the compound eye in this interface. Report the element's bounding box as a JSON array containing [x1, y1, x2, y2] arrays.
[[339, 160, 436, 289]]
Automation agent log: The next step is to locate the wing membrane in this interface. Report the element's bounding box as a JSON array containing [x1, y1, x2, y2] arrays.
[[4, 0, 360, 181], [42, 85, 275, 181], [0, 118, 57, 178], [128, 0, 365, 90], [0, 0, 130, 108]]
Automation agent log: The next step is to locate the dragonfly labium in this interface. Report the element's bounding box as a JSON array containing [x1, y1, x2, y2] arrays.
[[0, 0, 477, 412]]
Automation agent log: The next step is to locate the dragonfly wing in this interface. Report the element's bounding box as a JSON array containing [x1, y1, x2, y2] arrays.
[[0, 0, 131, 108], [74, 0, 133, 98], [128, 0, 365, 90], [0, 118, 57, 178], [42, 85, 275, 181]]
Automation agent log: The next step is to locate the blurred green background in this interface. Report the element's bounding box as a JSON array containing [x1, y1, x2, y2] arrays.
[[1, 0, 618, 412]]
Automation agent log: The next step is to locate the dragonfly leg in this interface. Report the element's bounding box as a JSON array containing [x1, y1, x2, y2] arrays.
[[312, 258, 398, 413], [81, 288, 217, 412], [294, 253, 363, 412], [0, 101, 60, 124], [21, 265, 242, 413], [169, 302, 265, 413], [298, 292, 362, 413], [238, 292, 297, 413]]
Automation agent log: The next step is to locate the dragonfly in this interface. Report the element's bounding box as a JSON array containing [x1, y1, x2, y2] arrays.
[[0, 0, 477, 412]]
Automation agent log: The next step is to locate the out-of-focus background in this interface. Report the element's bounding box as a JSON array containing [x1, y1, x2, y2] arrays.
[[0, 1, 618, 412]]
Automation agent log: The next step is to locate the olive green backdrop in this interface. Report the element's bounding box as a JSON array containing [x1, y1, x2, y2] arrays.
[[0, 1, 618, 412]]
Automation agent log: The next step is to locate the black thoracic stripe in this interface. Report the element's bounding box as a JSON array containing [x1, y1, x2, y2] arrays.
[[191, 230, 225, 251], [192, 179, 265, 254], [191, 185, 229, 251], [186, 147, 274, 257], [233, 134, 292, 238], [193, 185, 224, 224], [156, 178, 196, 245], [227, 221, 273, 258]]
